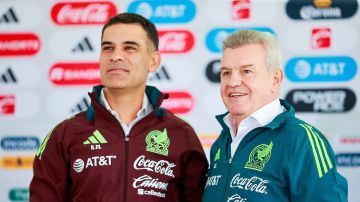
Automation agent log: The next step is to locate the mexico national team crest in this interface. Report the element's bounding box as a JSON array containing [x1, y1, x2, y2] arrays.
[[146, 129, 170, 156], [245, 141, 273, 172]]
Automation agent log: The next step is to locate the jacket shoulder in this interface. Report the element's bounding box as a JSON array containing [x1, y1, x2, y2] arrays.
[[163, 110, 196, 132]]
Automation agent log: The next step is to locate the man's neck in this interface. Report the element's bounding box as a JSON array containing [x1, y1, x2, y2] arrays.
[[231, 98, 280, 133], [104, 87, 145, 125]]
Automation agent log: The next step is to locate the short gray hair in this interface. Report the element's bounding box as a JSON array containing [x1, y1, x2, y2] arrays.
[[223, 30, 283, 72]]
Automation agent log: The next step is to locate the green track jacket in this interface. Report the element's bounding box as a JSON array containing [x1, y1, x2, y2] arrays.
[[202, 99, 348, 202]]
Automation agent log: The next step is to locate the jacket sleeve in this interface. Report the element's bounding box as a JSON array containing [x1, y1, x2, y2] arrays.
[[29, 125, 70, 202], [288, 123, 348, 202], [181, 127, 209, 202]]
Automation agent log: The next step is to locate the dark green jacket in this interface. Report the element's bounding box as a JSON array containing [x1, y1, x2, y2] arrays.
[[202, 99, 347, 202]]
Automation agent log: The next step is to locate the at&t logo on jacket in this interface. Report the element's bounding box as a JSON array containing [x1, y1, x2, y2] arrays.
[[73, 155, 116, 173]]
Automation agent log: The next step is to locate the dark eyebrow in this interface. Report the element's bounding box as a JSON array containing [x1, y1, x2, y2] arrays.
[[123, 41, 140, 47], [101, 41, 112, 47], [101, 41, 140, 47]]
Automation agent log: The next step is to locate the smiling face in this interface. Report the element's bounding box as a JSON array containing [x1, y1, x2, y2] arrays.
[[99, 23, 160, 92], [220, 44, 283, 124]]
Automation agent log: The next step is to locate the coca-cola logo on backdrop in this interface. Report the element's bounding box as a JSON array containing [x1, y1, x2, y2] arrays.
[[158, 30, 194, 53], [51, 1, 117, 25]]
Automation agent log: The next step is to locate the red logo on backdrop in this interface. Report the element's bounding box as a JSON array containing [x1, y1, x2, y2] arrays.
[[51, 1, 117, 25], [158, 30, 194, 53], [162, 91, 194, 114], [49, 63, 101, 85], [311, 28, 331, 49], [231, 0, 251, 20], [0, 33, 41, 56], [340, 137, 360, 144], [0, 95, 15, 115]]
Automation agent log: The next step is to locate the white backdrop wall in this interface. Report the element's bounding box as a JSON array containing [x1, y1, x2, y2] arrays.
[[0, 0, 359, 201]]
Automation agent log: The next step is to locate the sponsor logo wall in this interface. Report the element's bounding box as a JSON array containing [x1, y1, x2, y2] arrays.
[[0, 0, 359, 201]]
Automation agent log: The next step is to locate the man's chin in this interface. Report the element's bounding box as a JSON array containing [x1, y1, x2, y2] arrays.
[[102, 82, 127, 89], [228, 108, 249, 116]]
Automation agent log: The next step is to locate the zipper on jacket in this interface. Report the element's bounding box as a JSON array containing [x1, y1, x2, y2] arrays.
[[123, 136, 129, 202], [221, 158, 233, 202]]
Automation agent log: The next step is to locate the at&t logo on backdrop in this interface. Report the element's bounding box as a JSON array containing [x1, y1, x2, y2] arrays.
[[128, 0, 196, 23], [285, 56, 357, 82], [206, 27, 275, 53]]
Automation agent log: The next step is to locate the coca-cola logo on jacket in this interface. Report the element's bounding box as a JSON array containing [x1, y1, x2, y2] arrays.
[[158, 30, 194, 53], [51, 1, 117, 25], [0, 33, 41, 56], [162, 91, 194, 114], [49, 63, 101, 85]]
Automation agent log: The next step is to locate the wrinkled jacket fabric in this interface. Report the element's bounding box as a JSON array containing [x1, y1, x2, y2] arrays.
[[30, 85, 208, 202], [202, 100, 347, 202]]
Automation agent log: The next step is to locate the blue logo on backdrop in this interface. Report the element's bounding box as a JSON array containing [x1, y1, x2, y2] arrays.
[[1, 136, 40, 150], [128, 0, 196, 23], [206, 27, 275, 53], [285, 56, 357, 82], [336, 153, 360, 167]]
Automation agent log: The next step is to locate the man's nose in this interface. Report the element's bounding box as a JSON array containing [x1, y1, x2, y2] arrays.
[[110, 48, 124, 62], [228, 74, 242, 87]]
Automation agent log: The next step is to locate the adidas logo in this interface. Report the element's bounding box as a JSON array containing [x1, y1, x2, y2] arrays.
[[149, 66, 171, 82], [0, 7, 19, 24], [70, 96, 90, 114], [72, 36, 94, 53], [83, 130, 108, 144], [0, 67, 17, 84]]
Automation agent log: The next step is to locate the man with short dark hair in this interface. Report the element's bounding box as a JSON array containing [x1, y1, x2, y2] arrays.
[[30, 13, 208, 202], [202, 30, 347, 202]]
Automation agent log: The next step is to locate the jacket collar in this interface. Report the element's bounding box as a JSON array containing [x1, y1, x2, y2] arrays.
[[216, 99, 295, 131], [86, 85, 168, 121]]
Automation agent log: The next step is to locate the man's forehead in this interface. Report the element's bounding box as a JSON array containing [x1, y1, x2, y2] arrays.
[[103, 24, 147, 38]]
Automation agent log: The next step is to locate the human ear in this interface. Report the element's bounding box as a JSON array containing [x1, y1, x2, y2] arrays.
[[272, 68, 283, 91], [149, 51, 161, 73]]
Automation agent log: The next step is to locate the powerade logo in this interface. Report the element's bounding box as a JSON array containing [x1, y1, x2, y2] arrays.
[[206, 59, 221, 83], [128, 0, 196, 23], [285, 88, 356, 113], [286, 0, 358, 20], [285, 56, 357, 82], [1, 136, 40, 150], [206, 27, 275, 53], [8, 188, 29, 201], [336, 153, 360, 167]]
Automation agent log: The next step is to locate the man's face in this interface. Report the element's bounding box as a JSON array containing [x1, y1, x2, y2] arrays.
[[220, 44, 281, 121], [99, 23, 160, 91]]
